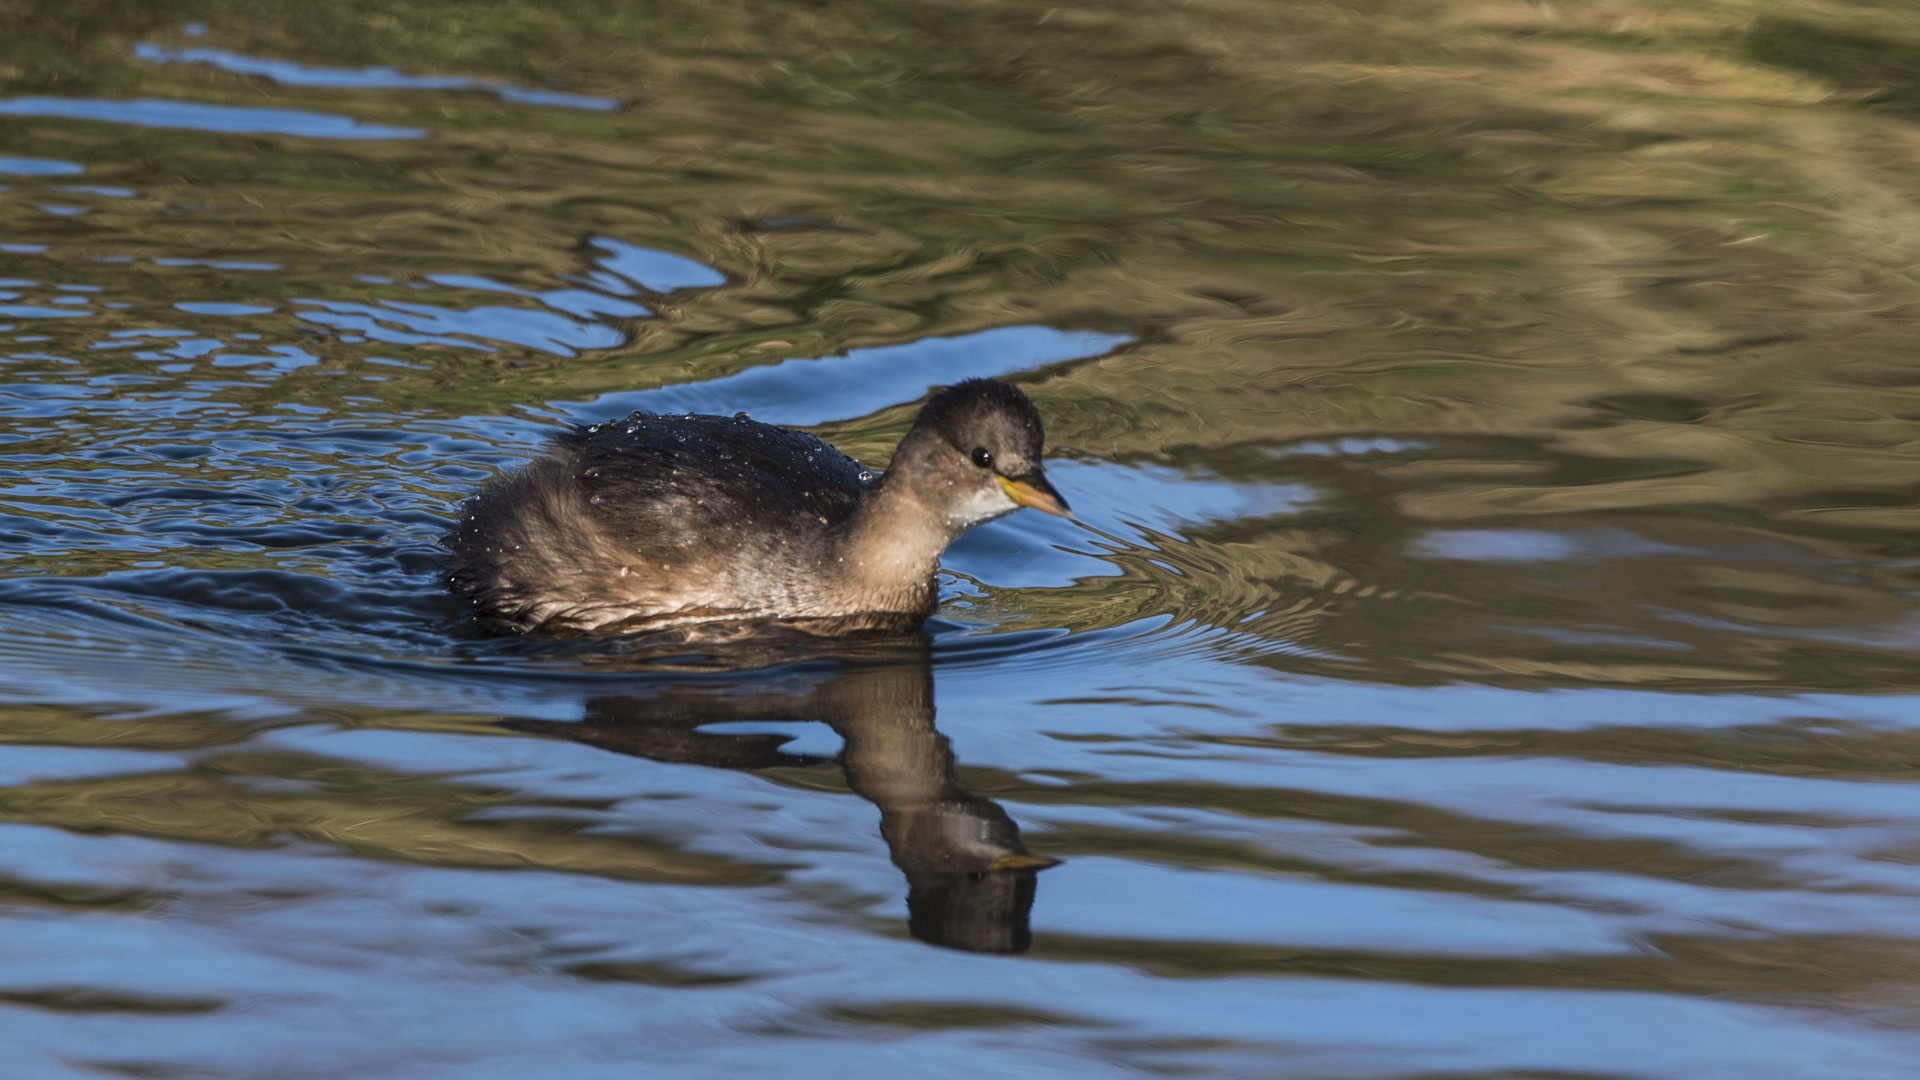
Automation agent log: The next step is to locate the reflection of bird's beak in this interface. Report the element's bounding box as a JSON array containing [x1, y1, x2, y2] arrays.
[[996, 471, 1072, 518], [987, 852, 1061, 872]]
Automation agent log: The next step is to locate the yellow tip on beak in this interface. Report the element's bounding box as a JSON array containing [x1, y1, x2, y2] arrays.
[[996, 474, 1072, 518], [987, 852, 1062, 872]]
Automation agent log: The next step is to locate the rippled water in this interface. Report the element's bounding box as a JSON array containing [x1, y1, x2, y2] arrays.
[[6, 2, 1920, 1076]]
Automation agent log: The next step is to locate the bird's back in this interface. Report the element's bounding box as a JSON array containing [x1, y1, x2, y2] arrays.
[[564, 412, 870, 545], [445, 412, 874, 632]]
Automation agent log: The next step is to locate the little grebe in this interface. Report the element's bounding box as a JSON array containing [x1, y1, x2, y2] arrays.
[[443, 378, 1069, 633]]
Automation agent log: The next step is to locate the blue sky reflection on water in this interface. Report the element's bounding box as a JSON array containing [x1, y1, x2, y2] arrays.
[[572, 326, 1131, 425], [133, 42, 620, 112], [0, 155, 85, 176], [0, 97, 426, 138]]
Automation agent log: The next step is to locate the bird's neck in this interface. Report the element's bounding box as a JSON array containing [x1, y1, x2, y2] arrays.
[[832, 456, 953, 615]]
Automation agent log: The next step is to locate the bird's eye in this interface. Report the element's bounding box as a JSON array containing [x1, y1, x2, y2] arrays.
[[970, 447, 992, 469]]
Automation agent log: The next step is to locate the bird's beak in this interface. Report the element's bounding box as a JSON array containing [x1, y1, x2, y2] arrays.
[[987, 852, 1061, 872], [996, 471, 1072, 518]]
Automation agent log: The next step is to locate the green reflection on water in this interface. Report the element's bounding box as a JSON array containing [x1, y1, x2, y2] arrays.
[[2, 0, 1916, 689]]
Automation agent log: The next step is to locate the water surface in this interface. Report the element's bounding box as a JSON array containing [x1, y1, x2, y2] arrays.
[[4, 2, 1920, 1076]]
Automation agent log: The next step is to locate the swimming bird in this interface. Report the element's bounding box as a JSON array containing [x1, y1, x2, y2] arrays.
[[443, 378, 1070, 633]]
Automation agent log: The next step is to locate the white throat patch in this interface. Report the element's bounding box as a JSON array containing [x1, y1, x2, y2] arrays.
[[948, 482, 1020, 529]]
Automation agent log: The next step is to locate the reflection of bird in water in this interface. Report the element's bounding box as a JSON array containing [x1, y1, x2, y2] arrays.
[[445, 379, 1069, 634], [506, 637, 1057, 954]]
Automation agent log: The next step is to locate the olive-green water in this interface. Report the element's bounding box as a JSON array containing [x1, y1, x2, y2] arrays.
[[4, 1, 1920, 1076]]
